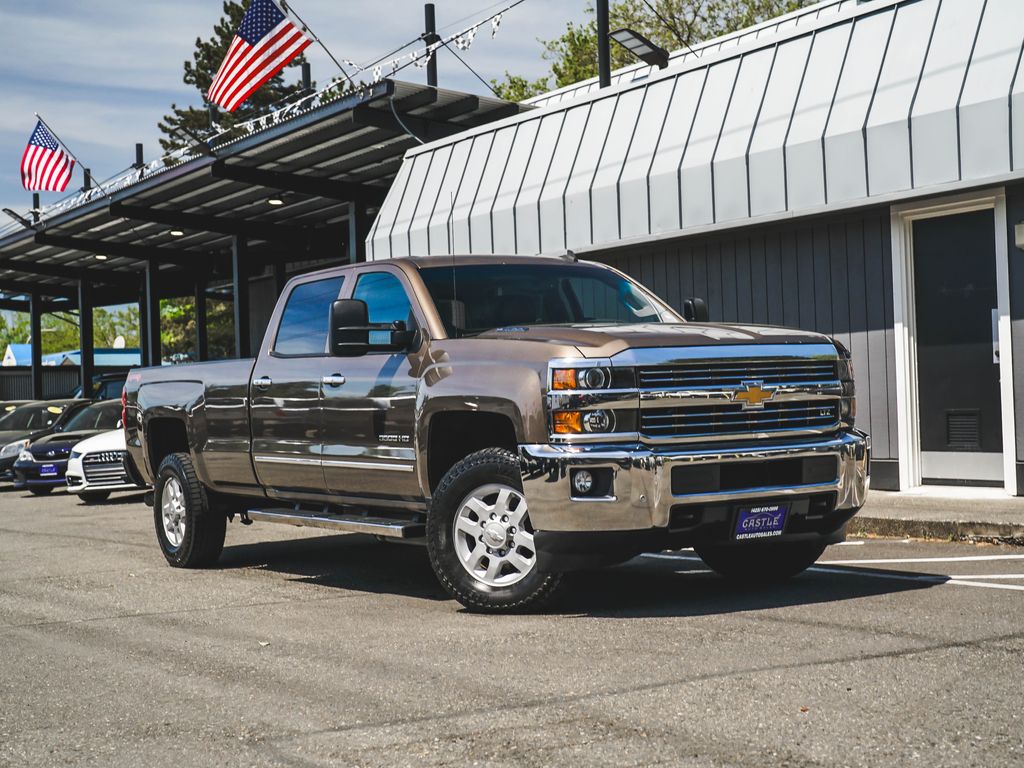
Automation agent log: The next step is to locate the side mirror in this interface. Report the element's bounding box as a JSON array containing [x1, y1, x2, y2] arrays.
[[683, 297, 709, 323], [330, 299, 370, 357]]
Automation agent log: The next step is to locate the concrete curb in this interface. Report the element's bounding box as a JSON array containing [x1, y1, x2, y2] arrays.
[[850, 516, 1024, 546]]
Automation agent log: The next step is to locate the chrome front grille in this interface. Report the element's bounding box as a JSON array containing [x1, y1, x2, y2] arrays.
[[83, 451, 129, 486], [641, 401, 840, 439], [638, 359, 838, 389]]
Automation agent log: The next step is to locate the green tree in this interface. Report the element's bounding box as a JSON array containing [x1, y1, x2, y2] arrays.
[[160, 297, 236, 363], [492, 0, 813, 99], [158, 1, 311, 152]]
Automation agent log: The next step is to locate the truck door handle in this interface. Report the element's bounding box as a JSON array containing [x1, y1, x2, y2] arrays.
[[321, 374, 347, 388], [252, 376, 273, 390]]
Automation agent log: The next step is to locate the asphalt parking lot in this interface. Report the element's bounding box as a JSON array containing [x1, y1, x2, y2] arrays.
[[2, 488, 1023, 768]]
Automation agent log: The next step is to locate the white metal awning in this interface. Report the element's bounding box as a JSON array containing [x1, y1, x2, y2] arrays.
[[369, 0, 1024, 261]]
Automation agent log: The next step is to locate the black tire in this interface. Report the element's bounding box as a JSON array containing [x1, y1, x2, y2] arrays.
[[427, 448, 562, 613], [80, 491, 111, 505], [28, 486, 53, 497], [695, 540, 827, 582], [154, 452, 226, 568]]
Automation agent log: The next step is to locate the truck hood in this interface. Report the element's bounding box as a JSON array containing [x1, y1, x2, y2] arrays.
[[475, 322, 834, 358]]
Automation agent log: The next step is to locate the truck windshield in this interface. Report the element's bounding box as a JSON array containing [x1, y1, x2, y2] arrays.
[[419, 263, 678, 337]]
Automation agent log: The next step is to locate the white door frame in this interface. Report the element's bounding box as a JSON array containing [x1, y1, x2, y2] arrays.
[[890, 188, 1017, 496]]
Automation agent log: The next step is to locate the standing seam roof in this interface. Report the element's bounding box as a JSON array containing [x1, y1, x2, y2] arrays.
[[369, 0, 1024, 260]]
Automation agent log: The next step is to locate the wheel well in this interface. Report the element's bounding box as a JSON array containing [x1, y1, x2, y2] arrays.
[[427, 411, 518, 492], [147, 418, 190, 474]]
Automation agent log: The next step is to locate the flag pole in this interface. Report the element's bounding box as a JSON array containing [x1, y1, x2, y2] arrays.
[[32, 112, 111, 198], [279, 1, 355, 87]]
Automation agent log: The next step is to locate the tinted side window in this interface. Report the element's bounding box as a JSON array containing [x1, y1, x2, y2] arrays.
[[274, 277, 345, 355], [353, 272, 415, 346]]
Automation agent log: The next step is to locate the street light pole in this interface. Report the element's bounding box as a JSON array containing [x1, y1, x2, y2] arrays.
[[597, 0, 611, 88], [424, 3, 439, 88]]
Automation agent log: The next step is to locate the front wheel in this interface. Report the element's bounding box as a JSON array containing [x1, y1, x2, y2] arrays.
[[695, 541, 827, 582], [427, 448, 562, 613], [154, 452, 226, 568]]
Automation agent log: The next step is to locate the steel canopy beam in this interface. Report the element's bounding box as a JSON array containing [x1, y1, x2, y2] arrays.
[[0, 277, 75, 299], [34, 232, 200, 267], [210, 160, 388, 206], [0, 256, 136, 287], [110, 201, 310, 244], [351, 105, 469, 142]]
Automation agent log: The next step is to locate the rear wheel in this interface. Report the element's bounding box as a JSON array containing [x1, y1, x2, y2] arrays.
[[427, 448, 561, 613], [28, 486, 53, 497], [80, 491, 111, 505], [154, 452, 226, 568], [695, 541, 827, 582]]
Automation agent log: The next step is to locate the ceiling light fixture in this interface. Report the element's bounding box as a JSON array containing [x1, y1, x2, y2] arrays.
[[267, 198, 285, 206], [94, 254, 108, 261], [609, 28, 670, 69], [169, 229, 185, 237]]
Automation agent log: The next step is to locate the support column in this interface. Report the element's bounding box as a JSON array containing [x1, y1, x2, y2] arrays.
[[138, 284, 148, 367], [232, 236, 251, 358], [348, 202, 369, 264], [29, 292, 43, 399], [424, 4, 439, 88], [144, 258, 161, 366], [194, 276, 208, 362], [78, 280, 94, 398]]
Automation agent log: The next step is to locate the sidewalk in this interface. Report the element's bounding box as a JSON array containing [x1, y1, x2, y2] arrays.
[[850, 487, 1024, 545]]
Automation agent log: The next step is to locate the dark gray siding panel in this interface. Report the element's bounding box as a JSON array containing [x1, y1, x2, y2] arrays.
[[596, 207, 897, 459]]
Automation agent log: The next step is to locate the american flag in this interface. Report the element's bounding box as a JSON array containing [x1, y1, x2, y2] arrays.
[[21, 120, 75, 193], [207, 0, 312, 112]]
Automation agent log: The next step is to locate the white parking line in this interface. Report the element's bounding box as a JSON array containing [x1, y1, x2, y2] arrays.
[[819, 555, 1024, 565], [808, 565, 1024, 592]]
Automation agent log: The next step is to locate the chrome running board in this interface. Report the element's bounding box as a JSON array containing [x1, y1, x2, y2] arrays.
[[245, 508, 425, 539]]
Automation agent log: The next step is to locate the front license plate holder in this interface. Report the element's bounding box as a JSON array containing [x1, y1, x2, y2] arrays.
[[40, 464, 58, 477], [734, 503, 789, 541]]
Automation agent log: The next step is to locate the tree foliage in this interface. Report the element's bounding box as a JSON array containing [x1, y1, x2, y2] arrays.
[[158, 1, 311, 152], [492, 0, 813, 100], [0, 306, 141, 358], [160, 297, 236, 362]]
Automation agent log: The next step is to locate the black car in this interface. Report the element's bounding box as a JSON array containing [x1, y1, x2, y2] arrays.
[[70, 372, 129, 400], [0, 400, 81, 480], [12, 400, 122, 495]]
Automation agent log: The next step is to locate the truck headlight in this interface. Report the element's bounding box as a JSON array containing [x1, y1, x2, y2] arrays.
[[1, 439, 28, 458], [553, 409, 616, 434], [551, 366, 612, 391]]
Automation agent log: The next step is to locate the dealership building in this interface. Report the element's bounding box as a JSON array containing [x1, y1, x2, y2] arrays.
[[369, 0, 1024, 496], [0, 0, 1022, 496]]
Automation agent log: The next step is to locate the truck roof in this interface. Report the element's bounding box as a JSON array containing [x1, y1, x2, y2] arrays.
[[394, 254, 584, 269]]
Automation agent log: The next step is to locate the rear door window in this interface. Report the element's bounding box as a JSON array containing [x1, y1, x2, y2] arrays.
[[274, 276, 345, 356]]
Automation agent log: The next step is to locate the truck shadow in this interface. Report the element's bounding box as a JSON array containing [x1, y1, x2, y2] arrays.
[[218, 535, 939, 615]]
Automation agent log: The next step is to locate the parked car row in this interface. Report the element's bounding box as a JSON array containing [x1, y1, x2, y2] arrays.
[[0, 394, 144, 504]]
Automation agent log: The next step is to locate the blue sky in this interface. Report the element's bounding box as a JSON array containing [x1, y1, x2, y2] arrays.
[[0, 0, 587, 217]]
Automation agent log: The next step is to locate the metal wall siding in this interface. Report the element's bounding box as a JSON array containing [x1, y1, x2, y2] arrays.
[[491, 120, 541, 253], [450, 134, 494, 254], [865, 0, 939, 196], [1006, 183, 1024, 460], [408, 145, 452, 256], [469, 126, 518, 254], [514, 113, 565, 255], [823, 10, 895, 204], [649, 69, 707, 235], [713, 47, 776, 222], [786, 23, 853, 211], [911, 0, 985, 188], [681, 59, 741, 227], [427, 139, 473, 254], [538, 105, 591, 254], [373, 0, 1024, 259], [748, 35, 813, 217], [619, 79, 676, 240], [367, 157, 413, 260], [959, 0, 1024, 181], [565, 98, 618, 249], [592, 88, 646, 245]]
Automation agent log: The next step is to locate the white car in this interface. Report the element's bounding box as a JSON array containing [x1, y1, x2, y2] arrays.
[[66, 429, 142, 503]]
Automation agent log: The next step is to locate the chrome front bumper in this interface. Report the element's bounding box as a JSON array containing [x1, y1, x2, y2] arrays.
[[519, 431, 870, 532]]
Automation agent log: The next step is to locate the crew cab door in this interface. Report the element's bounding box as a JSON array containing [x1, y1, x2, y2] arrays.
[[321, 269, 421, 502], [250, 274, 345, 498]]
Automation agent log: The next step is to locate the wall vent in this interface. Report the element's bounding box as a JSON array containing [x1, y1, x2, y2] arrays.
[[946, 410, 981, 450]]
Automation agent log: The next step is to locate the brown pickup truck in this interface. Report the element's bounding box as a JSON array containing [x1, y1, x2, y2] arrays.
[[124, 255, 869, 612]]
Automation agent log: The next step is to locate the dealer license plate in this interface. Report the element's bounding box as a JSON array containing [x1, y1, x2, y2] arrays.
[[734, 503, 789, 541], [40, 464, 58, 477]]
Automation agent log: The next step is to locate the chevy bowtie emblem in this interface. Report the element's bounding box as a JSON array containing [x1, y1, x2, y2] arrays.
[[733, 381, 776, 410]]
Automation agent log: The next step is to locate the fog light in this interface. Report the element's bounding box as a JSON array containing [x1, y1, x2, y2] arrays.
[[572, 470, 594, 495]]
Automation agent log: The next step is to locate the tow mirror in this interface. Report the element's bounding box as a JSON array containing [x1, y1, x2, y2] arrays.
[[683, 297, 709, 323], [330, 299, 370, 357]]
